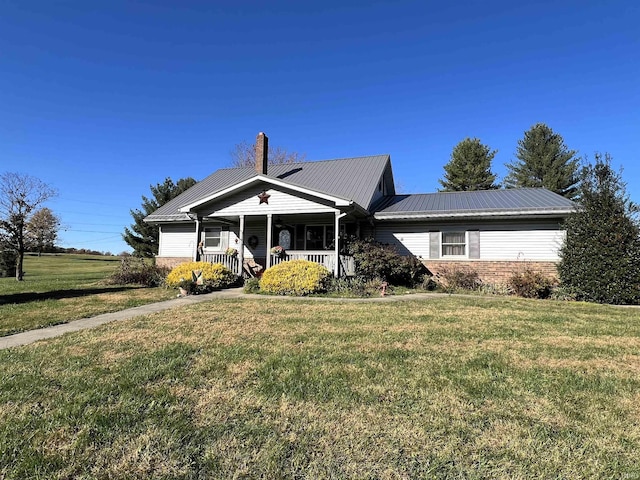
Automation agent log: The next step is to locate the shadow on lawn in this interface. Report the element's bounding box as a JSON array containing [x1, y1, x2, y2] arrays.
[[0, 286, 138, 306]]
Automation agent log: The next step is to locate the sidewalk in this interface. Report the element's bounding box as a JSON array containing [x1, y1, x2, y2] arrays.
[[0, 287, 247, 350]]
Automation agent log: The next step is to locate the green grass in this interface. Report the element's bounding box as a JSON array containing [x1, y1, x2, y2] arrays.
[[0, 296, 639, 478], [0, 254, 175, 336]]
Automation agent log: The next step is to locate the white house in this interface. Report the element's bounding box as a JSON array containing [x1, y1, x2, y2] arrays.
[[145, 133, 575, 284]]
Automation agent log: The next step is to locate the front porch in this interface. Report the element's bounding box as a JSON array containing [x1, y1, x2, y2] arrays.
[[202, 251, 355, 278]]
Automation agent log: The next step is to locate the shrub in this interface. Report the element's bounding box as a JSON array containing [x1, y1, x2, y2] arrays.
[[0, 249, 17, 278], [507, 267, 556, 299], [325, 276, 383, 297], [549, 285, 579, 301], [243, 277, 261, 294], [435, 265, 481, 293], [419, 274, 438, 291], [259, 260, 330, 296], [166, 261, 237, 292], [106, 257, 169, 287], [347, 238, 426, 286], [558, 154, 640, 304]]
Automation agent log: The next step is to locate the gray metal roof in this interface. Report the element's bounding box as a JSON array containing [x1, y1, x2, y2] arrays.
[[145, 155, 392, 223], [373, 188, 576, 219]]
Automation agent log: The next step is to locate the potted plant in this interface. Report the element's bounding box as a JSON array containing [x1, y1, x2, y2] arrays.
[[270, 245, 285, 258], [225, 247, 238, 257]]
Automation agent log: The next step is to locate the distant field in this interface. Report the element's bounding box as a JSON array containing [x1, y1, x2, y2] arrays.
[[0, 296, 638, 478], [0, 254, 175, 336]]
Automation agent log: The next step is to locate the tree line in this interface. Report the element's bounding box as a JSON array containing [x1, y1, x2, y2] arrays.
[[439, 123, 580, 198]]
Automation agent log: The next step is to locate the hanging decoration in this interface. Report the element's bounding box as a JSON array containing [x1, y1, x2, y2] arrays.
[[258, 191, 270, 204]]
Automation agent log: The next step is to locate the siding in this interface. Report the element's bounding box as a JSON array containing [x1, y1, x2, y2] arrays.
[[159, 224, 196, 257], [200, 185, 337, 217], [374, 221, 565, 261], [375, 226, 431, 257], [480, 230, 565, 260]]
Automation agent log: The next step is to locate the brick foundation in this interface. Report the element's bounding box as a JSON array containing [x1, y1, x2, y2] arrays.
[[156, 257, 192, 269], [423, 260, 558, 285]]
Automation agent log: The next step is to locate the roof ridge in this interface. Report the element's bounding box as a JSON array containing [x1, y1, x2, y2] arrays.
[[212, 154, 391, 173]]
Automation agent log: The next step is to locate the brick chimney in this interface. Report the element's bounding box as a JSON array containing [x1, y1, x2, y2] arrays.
[[255, 132, 268, 175]]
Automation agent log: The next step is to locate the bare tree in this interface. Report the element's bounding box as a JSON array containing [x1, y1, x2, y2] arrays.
[[229, 140, 306, 168], [0, 172, 57, 280], [26, 207, 61, 256]]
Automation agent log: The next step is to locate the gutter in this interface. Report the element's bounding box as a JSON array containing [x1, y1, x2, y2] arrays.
[[373, 208, 575, 221]]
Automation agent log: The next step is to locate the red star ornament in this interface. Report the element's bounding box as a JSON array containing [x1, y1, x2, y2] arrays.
[[258, 191, 270, 204]]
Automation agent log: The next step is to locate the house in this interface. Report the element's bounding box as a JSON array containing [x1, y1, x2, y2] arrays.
[[145, 133, 575, 284]]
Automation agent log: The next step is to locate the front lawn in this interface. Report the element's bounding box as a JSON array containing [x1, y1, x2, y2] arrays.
[[1, 296, 639, 478], [0, 254, 175, 336]]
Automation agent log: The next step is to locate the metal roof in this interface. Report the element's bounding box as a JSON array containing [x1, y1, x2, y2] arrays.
[[145, 155, 392, 223], [373, 188, 576, 219]]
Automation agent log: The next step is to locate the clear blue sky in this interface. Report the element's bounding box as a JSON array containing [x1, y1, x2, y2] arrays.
[[1, 0, 638, 254]]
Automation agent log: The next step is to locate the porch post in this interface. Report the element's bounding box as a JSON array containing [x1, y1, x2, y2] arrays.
[[334, 211, 340, 277], [238, 215, 245, 276], [266, 214, 272, 269], [194, 216, 201, 261]]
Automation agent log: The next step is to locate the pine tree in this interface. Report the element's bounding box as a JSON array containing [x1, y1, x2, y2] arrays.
[[123, 177, 197, 257], [505, 123, 579, 198], [558, 153, 640, 304], [438, 138, 500, 191]]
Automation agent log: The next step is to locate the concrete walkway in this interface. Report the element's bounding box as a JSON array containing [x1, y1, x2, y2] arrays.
[[0, 288, 453, 350], [0, 288, 247, 350]]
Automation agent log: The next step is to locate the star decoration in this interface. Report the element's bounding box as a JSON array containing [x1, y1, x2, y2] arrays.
[[258, 191, 270, 204]]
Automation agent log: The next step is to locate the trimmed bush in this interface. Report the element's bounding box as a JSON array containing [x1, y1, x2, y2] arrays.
[[259, 260, 330, 296], [106, 257, 169, 287], [166, 261, 237, 292], [507, 266, 556, 299]]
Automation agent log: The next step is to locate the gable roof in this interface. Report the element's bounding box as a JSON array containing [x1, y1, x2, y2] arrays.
[[373, 188, 576, 220], [145, 155, 392, 223]]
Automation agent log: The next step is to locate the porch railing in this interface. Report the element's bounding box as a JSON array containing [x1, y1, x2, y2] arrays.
[[271, 251, 355, 276], [202, 253, 239, 273], [202, 251, 355, 276]]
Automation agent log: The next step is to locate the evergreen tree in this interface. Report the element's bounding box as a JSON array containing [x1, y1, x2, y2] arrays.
[[438, 137, 500, 191], [558, 153, 640, 304], [123, 177, 197, 257], [505, 123, 579, 198]]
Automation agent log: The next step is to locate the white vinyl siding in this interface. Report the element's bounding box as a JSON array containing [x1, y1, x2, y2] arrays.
[[202, 185, 337, 217], [158, 224, 195, 257], [479, 229, 565, 261], [374, 221, 565, 261], [375, 226, 431, 258]]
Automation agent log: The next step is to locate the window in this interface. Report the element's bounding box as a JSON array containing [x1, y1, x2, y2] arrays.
[[203, 227, 222, 249], [305, 225, 335, 250], [442, 231, 466, 256]]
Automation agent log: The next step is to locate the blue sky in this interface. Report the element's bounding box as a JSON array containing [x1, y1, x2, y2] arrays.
[[1, 0, 638, 254]]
